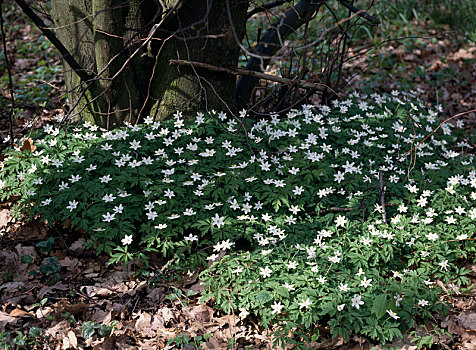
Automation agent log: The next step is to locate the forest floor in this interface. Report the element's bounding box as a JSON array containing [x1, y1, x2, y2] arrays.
[[1, 3, 476, 350]]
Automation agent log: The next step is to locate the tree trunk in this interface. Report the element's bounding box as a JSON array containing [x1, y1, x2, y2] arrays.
[[50, 0, 248, 127]]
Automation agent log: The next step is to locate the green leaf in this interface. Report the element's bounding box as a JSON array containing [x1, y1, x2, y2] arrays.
[[82, 321, 97, 340], [371, 294, 389, 320], [255, 291, 272, 305], [98, 324, 113, 337], [36, 237, 54, 253], [275, 286, 289, 299], [40, 257, 61, 275], [13, 333, 27, 346], [21, 255, 32, 264], [273, 199, 281, 212], [28, 327, 42, 338]]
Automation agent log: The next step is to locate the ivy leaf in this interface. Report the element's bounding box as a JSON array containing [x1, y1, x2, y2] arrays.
[[371, 294, 389, 320], [98, 324, 113, 337], [20, 254, 32, 264], [39, 257, 61, 275], [82, 321, 97, 340]]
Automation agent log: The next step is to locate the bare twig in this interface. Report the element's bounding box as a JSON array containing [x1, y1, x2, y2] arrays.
[[170, 58, 327, 91], [0, 0, 15, 147], [247, 0, 292, 18], [337, 0, 380, 25], [400, 109, 476, 159]]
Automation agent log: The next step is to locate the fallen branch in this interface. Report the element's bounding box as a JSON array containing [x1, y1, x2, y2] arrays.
[[170, 59, 326, 91]]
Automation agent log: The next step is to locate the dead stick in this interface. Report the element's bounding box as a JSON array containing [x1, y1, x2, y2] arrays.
[[170, 59, 326, 91]]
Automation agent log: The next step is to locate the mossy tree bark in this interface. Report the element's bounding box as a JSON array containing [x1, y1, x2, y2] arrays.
[[50, 0, 248, 127]]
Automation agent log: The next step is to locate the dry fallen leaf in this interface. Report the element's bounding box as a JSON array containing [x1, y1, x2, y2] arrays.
[[70, 238, 86, 253], [45, 320, 70, 338], [9, 308, 34, 317], [38, 282, 69, 298], [0, 209, 12, 231], [62, 337, 72, 350], [0, 281, 25, 293], [81, 285, 113, 297], [64, 303, 89, 315], [183, 304, 213, 323], [91, 309, 112, 324], [203, 335, 228, 349], [442, 315, 466, 335], [20, 137, 37, 153], [13, 221, 48, 240], [150, 315, 164, 330], [92, 337, 118, 350], [36, 306, 53, 319], [138, 339, 159, 350], [188, 281, 205, 293], [458, 312, 476, 330], [59, 257, 80, 268], [450, 47, 476, 61], [67, 330, 78, 349], [135, 312, 156, 337], [146, 287, 165, 303], [15, 244, 37, 262], [0, 311, 18, 328], [158, 307, 175, 324]]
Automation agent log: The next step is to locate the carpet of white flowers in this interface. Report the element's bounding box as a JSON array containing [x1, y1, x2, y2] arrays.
[[1, 91, 475, 345]]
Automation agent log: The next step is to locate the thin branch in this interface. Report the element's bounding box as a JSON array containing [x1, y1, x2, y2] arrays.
[[337, 0, 380, 25], [247, 0, 292, 19], [0, 0, 15, 147], [170, 58, 327, 91], [14, 0, 93, 82], [400, 109, 476, 160]]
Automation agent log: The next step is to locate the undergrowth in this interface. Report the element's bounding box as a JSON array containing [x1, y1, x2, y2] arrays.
[[0, 91, 474, 346]]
